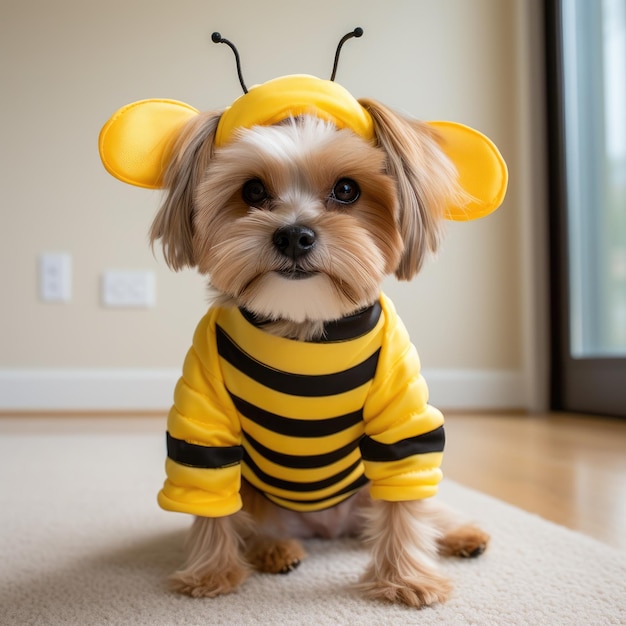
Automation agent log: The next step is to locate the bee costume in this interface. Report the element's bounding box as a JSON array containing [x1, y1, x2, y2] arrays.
[[98, 29, 507, 518], [158, 294, 445, 516]]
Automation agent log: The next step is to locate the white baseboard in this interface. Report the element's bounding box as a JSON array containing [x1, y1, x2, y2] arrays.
[[423, 368, 526, 410], [0, 369, 179, 412], [0, 368, 526, 412]]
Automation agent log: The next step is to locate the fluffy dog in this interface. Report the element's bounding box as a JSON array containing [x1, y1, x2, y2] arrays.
[[99, 36, 506, 608]]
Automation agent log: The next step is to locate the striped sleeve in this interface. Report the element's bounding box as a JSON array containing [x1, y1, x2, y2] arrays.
[[158, 311, 244, 517], [361, 296, 445, 501]]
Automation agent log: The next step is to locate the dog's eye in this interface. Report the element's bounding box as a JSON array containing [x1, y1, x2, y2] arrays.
[[242, 179, 269, 206], [331, 178, 360, 205]]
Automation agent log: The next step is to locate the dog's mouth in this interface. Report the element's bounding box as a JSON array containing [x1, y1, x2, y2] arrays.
[[276, 268, 316, 280]]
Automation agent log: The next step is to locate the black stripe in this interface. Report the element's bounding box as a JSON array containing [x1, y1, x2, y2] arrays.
[[243, 431, 362, 469], [239, 300, 382, 343], [216, 325, 380, 397], [266, 474, 370, 507], [359, 426, 445, 462], [319, 300, 382, 342], [231, 393, 364, 437], [166, 432, 243, 469], [243, 451, 363, 493]]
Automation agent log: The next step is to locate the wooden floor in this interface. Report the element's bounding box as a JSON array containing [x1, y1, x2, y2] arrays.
[[2, 411, 625, 550], [443, 412, 626, 550]]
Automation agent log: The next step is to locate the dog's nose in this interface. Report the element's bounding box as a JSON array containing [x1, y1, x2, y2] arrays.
[[272, 225, 316, 260]]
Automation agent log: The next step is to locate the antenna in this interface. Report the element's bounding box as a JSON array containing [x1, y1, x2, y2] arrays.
[[211, 32, 248, 94], [329, 27, 363, 82]]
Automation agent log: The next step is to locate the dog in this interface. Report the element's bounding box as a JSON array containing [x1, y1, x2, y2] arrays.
[[99, 31, 507, 608]]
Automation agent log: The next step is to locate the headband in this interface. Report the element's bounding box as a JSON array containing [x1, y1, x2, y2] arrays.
[[215, 74, 374, 146]]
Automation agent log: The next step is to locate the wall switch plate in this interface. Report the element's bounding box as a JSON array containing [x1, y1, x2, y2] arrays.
[[39, 253, 72, 302], [101, 270, 156, 308]]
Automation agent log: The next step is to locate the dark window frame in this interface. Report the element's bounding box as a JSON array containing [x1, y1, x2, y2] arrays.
[[545, 0, 626, 418]]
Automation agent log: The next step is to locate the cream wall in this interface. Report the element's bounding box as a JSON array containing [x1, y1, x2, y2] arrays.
[[0, 0, 547, 410]]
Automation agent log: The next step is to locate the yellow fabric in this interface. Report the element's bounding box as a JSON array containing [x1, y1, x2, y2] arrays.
[[239, 414, 364, 457], [214, 74, 375, 146], [158, 462, 242, 517], [362, 296, 444, 501], [245, 436, 362, 483], [166, 315, 243, 448], [98, 99, 199, 189], [267, 490, 364, 511], [158, 294, 445, 516], [215, 300, 385, 378], [365, 453, 443, 501], [219, 363, 372, 423], [246, 461, 366, 507], [430, 121, 509, 221]]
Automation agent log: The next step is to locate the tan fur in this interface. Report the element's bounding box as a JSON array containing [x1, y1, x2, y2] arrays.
[[153, 108, 486, 607], [438, 524, 490, 558], [191, 118, 401, 327], [168, 513, 253, 597], [246, 538, 306, 574], [150, 111, 221, 270], [356, 499, 453, 606], [359, 99, 468, 279]]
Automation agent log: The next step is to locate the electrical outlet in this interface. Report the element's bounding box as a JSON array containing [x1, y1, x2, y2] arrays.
[[39, 253, 72, 302], [101, 270, 156, 308]]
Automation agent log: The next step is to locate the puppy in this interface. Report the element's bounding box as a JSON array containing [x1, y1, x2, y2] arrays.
[[99, 27, 507, 601], [146, 91, 492, 607]]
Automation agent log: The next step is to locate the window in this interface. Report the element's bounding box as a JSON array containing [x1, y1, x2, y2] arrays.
[[547, 0, 626, 417]]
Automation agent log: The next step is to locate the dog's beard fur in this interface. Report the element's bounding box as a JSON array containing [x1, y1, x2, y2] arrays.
[[190, 118, 402, 338], [156, 114, 489, 606]]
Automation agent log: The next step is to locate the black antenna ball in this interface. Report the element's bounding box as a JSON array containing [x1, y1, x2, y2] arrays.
[[211, 31, 248, 93], [329, 27, 364, 82]]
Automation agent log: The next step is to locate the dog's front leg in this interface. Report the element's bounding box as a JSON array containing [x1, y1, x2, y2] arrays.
[[169, 513, 252, 597], [357, 499, 452, 608]]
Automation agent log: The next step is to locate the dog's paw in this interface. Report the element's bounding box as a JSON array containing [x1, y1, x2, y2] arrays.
[[247, 538, 306, 574], [438, 524, 490, 558], [168, 565, 249, 598], [357, 567, 452, 608]]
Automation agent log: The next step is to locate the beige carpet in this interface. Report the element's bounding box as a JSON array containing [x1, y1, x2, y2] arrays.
[[1, 425, 625, 625]]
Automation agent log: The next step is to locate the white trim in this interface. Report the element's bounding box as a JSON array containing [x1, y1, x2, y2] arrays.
[[0, 369, 179, 412], [0, 368, 526, 412], [423, 368, 526, 411]]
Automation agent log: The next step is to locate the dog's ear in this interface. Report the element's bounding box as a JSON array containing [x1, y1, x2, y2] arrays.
[[150, 112, 221, 270], [359, 99, 466, 280]]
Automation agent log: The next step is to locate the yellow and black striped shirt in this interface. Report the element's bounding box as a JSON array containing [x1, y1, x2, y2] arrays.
[[159, 293, 445, 516]]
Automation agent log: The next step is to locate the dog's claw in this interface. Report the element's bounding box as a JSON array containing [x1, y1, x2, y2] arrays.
[[438, 525, 490, 559], [469, 544, 487, 557], [459, 543, 486, 558], [279, 559, 301, 574], [248, 538, 306, 574]]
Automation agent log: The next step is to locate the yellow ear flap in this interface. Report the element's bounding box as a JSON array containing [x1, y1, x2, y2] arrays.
[[99, 99, 200, 189], [428, 121, 508, 221]]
